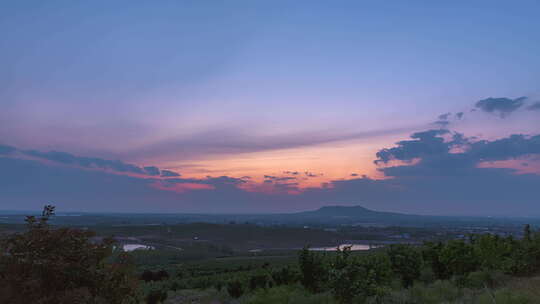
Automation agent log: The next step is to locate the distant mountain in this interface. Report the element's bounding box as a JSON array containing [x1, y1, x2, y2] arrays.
[[296, 205, 406, 217], [276, 205, 425, 226]]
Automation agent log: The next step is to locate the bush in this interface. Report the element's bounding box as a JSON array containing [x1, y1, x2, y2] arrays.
[[439, 240, 478, 277], [477, 288, 532, 304], [298, 246, 328, 293], [272, 266, 299, 286], [249, 274, 270, 291], [422, 242, 450, 280], [329, 248, 392, 303], [0, 205, 140, 304], [227, 279, 244, 298], [387, 244, 422, 287], [242, 285, 336, 304], [418, 266, 436, 284], [409, 280, 461, 304], [145, 287, 168, 304]]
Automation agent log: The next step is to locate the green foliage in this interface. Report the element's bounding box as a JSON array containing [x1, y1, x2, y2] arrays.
[[329, 247, 392, 303], [471, 234, 514, 271], [418, 266, 436, 284], [6, 207, 540, 303], [387, 244, 422, 287], [272, 266, 300, 286], [439, 239, 478, 277], [476, 288, 533, 304], [0, 205, 140, 304], [408, 280, 462, 304], [464, 269, 508, 289], [141, 269, 170, 282], [242, 285, 336, 304], [227, 279, 244, 298], [144, 283, 168, 304], [422, 241, 450, 280], [298, 246, 329, 293]]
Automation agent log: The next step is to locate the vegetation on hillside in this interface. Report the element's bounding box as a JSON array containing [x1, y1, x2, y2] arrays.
[[2, 206, 540, 303]]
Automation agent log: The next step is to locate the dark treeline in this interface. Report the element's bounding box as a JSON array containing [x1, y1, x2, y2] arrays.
[[2, 206, 540, 303]]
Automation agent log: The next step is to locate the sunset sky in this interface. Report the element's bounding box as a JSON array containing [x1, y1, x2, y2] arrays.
[[1, 1, 539, 215]]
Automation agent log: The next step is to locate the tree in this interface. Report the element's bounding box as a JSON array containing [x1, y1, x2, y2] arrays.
[[141, 270, 155, 282], [329, 248, 392, 303], [524, 224, 532, 243], [439, 240, 478, 277], [0, 205, 140, 304], [422, 241, 450, 280], [227, 279, 244, 298], [249, 274, 270, 291], [271, 266, 299, 285], [387, 244, 422, 287], [298, 246, 328, 293]]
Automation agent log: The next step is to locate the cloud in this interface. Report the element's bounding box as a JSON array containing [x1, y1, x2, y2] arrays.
[[291, 130, 540, 215], [455, 112, 464, 119], [0, 156, 262, 213], [0, 145, 17, 155], [374, 129, 540, 178], [122, 125, 420, 161], [469, 134, 540, 162], [2, 129, 540, 215], [263, 175, 296, 182], [283, 171, 300, 175], [433, 120, 450, 128], [4, 145, 181, 177], [374, 129, 450, 164], [474, 97, 526, 117], [24, 149, 147, 174], [527, 102, 540, 111], [144, 166, 160, 176], [161, 170, 181, 177], [438, 113, 451, 120]]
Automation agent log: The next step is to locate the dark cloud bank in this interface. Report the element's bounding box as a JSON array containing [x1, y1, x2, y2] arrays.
[[0, 145, 181, 177]]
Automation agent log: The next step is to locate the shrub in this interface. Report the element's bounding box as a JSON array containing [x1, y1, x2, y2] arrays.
[[439, 240, 478, 277], [272, 266, 299, 286], [409, 280, 461, 304], [329, 248, 392, 303], [0, 205, 140, 304], [477, 288, 532, 304], [298, 246, 328, 293], [249, 274, 270, 291], [227, 279, 244, 298], [145, 287, 168, 304], [422, 242, 450, 280], [242, 285, 336, 304], [418, 266, 436, 284], [387, 244, 422, 288]]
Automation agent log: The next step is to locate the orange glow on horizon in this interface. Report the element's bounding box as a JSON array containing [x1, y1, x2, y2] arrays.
[[150, 181, 215, 193], [154, 138, 397, 188]]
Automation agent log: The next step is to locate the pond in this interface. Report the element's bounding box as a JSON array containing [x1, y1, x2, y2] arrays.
[[310, 244, 379, 251], [122, 244, 154, 251]]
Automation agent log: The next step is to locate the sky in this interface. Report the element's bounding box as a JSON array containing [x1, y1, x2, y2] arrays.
[[1, 1, 540, 215]]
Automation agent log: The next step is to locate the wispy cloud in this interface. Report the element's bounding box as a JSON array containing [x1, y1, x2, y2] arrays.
[[122, 125, 421, 161]]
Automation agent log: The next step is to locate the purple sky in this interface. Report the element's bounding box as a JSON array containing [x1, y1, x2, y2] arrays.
[[1, 1, 540, 215]]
